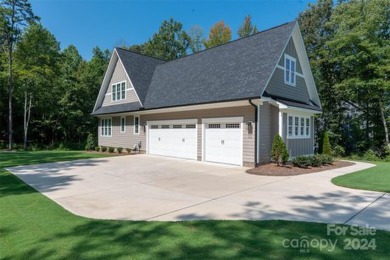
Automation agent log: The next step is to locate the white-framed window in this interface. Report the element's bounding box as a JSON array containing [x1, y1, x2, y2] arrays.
[[284, 54, 296, 86], [112, 81, 126, 101], [120, 116, 126, 133], [133, 115, 140, 134], [287, 114, 310, 139], [101, 118, 112, 137]]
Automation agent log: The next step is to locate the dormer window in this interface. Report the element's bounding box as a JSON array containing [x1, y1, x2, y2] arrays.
[[112, 81, 126, 101], [284, 54, 296, 86]]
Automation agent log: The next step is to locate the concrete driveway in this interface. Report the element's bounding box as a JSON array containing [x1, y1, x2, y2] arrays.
[[7, 155, 389, 231]]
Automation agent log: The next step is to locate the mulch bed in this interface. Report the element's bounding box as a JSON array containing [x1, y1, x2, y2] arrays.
[[246, 160, 355, 176]]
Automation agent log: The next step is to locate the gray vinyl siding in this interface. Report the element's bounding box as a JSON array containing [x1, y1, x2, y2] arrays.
[[282, 114, 315, 157], [101, 59, 140, 107], [278, 38, 303, 74], [98, 116, 137, 148], [259, 103, 279, 163], [98, 105, 255, 166], [266, 68, 310, 103]]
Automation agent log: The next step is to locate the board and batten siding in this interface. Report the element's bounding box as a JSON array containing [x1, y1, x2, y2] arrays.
[[101, 59, 139, 107], [282, 113, 315, 157], [278, 38, 303, 74], [266, 69, 310, 103], [98, 106, 256, 166], [259, 102, 279, 163]]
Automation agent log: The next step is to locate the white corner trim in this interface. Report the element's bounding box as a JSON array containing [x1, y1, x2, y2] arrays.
[[278, 111, 283, 137]]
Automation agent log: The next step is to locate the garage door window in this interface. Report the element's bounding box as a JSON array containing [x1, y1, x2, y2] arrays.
[[208, 124, 221, 128], [226, 123, 240, 128], [186, 124, 196, 128]]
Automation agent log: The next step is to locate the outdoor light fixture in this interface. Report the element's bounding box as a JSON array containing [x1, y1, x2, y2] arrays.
[[247, 121, 253, 134], [143, 124, 147, 132]]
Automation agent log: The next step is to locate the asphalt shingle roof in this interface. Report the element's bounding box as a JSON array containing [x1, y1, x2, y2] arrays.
[[115, 48, 165, 104], [94, 21, 320, 114], [92, 102, 142, 115], [143, 21, 296, 109]]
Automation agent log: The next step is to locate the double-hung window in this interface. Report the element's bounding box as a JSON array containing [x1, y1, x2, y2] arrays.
[[112, 81, 126, 101], [287, 114, 311, 139], [284, 54, 296, 86], [101, 118, 112, 137]]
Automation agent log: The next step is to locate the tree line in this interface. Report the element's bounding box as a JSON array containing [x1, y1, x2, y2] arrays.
[[1, 0, 389, 158]]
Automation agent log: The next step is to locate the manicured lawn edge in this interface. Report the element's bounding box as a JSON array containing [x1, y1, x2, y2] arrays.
[[1, 151, 389, 259], [332, 161, 390, 193]]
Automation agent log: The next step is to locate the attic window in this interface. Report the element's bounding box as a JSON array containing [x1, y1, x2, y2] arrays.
[[284, 54, 296, 86], [112, 81, 126, 101]]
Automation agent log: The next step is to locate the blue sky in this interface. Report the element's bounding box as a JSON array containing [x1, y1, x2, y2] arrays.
[[30, 0, 316, 60]]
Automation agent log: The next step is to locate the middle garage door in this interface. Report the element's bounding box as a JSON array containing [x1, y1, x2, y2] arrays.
[[148, 120, 197, 160]]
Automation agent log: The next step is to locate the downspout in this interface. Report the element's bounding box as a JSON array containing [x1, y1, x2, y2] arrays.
[[249, 99, 258, 166]]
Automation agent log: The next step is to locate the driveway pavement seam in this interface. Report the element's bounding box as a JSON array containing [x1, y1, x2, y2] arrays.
[[146, 177, 291, 220], [343, 192, 387, 224]]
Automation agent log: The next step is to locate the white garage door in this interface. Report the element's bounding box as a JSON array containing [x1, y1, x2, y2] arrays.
[[148, 120, 197, 160], [204, 122, 242, 165]]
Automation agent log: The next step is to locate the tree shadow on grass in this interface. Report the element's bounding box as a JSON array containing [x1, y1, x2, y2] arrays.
[[1, 159, 108, 197]]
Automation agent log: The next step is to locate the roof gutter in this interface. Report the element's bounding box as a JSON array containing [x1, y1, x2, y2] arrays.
[[248, 99, 258, 166]]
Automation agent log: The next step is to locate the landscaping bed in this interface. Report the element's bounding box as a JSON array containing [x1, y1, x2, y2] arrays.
[[247, 160, 355, 176]]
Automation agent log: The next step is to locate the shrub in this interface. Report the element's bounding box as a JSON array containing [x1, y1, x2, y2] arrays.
[[85, 133, 96, 151], [322, 131, 332, 156], [95, 146, 100, 152], [126, 148, 132, 154], [362, 149, 380, 161], [101, 146, 107, 152], [117, 147, 123, 153], [108, 147, 115, 153], [271, 135, 289, 166], [309, 155, 322, 167], [333, 145, 345, 158], [317, 154, 334, 165], [292, 156, 311, 168]]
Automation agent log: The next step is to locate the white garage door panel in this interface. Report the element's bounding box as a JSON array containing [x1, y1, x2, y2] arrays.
[[204, 123, 242, 165], [148, 124, 197, 160]]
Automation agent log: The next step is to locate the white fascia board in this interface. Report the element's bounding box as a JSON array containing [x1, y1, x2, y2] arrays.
[[146, 119, 197, 125], [202, 117, 244, 123], [260, 22, 295, 97], [292, 23, 322, 109], [136, 99, 261, 115], [93, 51, 118, 112], [116, 53, 143, 106]]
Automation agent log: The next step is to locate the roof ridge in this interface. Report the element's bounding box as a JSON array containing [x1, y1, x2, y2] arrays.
[[167, 20, 296, 63], [116, 21, 296, 65], [115, 47, 167, 62]]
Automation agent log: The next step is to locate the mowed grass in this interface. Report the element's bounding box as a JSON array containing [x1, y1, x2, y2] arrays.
[[1, 151, 389, 259], [332, 162, 390, 192]]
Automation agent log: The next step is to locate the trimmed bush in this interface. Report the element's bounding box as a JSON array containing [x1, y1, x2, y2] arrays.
[[117, 147, 123, 153], [292, 156, 311, 168], [126, 148, 132, 154], [101, 146, 107, 152], [108, 147, 115, 153], [317, 154, 334, 165], [322, 131, 332, 156], [271, 134, 289, 166], [309, 155, 322, 167], [95, 146, 100, 152], [333, 145, 345, 158], [85, 133, 97, 151]]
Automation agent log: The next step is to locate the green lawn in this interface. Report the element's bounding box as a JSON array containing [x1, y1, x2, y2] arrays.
[[332, 161, 390, 192], [1, 151, 389, 259]]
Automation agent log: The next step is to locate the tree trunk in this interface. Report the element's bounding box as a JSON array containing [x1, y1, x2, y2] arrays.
[[379, 100, 390, 149], [8, 44, 13, 150], [23, 87, 32, 150]]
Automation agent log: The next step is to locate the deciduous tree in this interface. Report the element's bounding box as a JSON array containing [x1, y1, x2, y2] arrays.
[[203, 21, 232, 48]]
